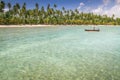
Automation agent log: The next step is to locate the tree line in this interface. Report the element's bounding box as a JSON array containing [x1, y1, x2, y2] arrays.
[[0, 0, 120, 25]]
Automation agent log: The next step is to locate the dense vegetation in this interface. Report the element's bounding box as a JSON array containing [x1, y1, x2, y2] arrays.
[[0, 0, 120, 25]]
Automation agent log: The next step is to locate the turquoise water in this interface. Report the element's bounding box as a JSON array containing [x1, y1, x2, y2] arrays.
[[0, 26, 120, 80]]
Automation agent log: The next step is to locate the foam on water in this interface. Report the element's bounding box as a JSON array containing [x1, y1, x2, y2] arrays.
[[0, 26, 120, 80]]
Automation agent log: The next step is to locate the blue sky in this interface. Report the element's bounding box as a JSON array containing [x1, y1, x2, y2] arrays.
[[3, 0, 120, 18], [3, 0, 105, 9]]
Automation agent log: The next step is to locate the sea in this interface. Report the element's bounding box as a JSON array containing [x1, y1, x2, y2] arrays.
[[0, 26, 120, 80]]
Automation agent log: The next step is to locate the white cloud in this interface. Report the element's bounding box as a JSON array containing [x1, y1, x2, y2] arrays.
[[92, 7, 103, 14], [77, 2, 85, 10], [105, 4, 120, 18], [77, 0, 120, 18], [92, 3, 120, 18], [116, 0, 120, 4], [80, 2, 85, 6]]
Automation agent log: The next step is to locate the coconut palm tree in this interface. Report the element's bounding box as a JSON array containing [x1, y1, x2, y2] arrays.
[[35, 3, 39, 10], [35, 3, 39, 24], [41, 6, 45, 19], [21, 2, 26, 24], [7, 2, 11, 11], [0, 0, 5, 12], [47, 4, 50, 10], [16, 3, 20, 14], [54, 4, 57, 9], [13, 5, 17, 15]]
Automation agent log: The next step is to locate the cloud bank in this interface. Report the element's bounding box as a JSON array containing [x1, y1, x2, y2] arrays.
[[77, 0, 120, 18]]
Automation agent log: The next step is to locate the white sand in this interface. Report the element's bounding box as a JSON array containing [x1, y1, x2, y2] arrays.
[[0, 25, 119, 27], [0, 25, 56, 27]]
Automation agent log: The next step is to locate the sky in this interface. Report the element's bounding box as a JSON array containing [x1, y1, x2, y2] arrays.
[[3, 0, 120, 18]]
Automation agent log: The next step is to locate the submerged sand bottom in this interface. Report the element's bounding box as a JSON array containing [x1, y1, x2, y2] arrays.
[[0, 26, 120, 80]]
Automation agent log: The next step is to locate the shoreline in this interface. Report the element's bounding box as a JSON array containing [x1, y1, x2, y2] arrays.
[[0, 25, 55, 28], [0, 24, 120, 27]]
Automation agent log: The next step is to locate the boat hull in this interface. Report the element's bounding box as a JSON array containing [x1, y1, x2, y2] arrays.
[[85, 29, 100, 32]]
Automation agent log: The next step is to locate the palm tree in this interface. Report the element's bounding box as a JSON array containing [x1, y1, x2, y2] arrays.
[[16, 3, 20, 9], [13, 3, 20, 15], [16, 3, 20, 14], [62, 7, 65, 13], [47, 4, 50, 10], [21, 3, 26, 15], [112, 14, 115, 19], [35, 3, 39, 10], [13, 5, 17, 15], [75, 9, 79, 14], [54, 4, 57, 9], [47, 4, 52, 16], [41, 6, 45, 19], [41, 6, 45, 13], [35, 3, 39, 16], [53, 4, 57, 17], [7, 2, 11, 11], [35, 3, 39, 24], [0, 0, 5, 12], [21, 2, 26, 24]]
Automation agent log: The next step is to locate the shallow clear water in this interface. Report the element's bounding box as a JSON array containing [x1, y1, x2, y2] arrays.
[[0, 26, 120, 80]]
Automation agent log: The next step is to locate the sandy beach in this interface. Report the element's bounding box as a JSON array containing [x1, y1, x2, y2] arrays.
[[0, 25, 55, 27], [0, 25, 119, 28], [0, 25, 82, 27]]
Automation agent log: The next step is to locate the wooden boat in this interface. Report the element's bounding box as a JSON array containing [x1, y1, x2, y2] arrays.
[[85, 27, 100, 32], [85, 29, 100, 32]]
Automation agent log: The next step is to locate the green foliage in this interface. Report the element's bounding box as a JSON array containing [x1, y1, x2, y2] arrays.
[[0, 0, 5, 12], [0, 1, 120, 25]]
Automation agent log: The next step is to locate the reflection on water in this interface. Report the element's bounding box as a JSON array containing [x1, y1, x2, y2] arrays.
[[0, 26, 120, 80]]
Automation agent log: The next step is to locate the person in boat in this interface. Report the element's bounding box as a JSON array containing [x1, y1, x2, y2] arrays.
[[93, 27, 95, 30]]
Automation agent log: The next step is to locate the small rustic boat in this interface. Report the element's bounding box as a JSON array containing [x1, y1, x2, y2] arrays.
[[85, 27, 100, 32]]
